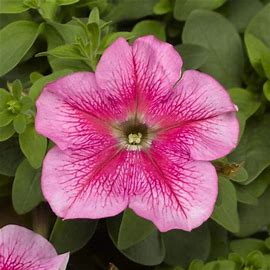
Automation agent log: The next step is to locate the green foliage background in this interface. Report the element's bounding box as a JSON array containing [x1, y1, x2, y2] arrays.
[[0, 0, 270, 269]]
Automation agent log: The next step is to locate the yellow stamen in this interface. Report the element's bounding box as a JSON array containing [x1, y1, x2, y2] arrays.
[[128, 132, 142, 144]]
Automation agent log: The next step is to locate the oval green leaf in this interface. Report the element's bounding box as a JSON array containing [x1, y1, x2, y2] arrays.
[[50, 218, 98, 253], [19, 124, 47, 169], [0, 20, 41, 76], [12, 159, 43, 214]]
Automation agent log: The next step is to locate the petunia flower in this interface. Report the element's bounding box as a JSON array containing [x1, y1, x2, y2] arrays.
[[36, 36, 239, 232], [0, 224, 69, 270]]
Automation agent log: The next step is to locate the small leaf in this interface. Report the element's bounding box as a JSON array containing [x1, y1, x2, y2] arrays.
[[117, 208, 156, 250], [36, 44, 87, 60], [230, 239, 267, 257], [237, 186, 270, 237], [57, 0, 79, 5], [0, 88, 12, 109], [245, 33, 270, 77], [19, 124, 47, 169], [0, 0, 29, 14], [163, 223, 211, 268], [174, 0, 226, 21], [211, 176, 239, 233], [12, 159, 43, 214], [0, 124, 15, 142], [226, 0, 263, 33], [132, 20, 166, 41], [0, 20, 42, 76], [107, 215, 165, 266], [229, 166, 248, 183], [175, 44, 209, 70], [229, 115, 270, 184], [10, 79, 23, 99], [246, 251, 264, 268], [153, 0, 172, 15], [13, 114, 27, 134], [228, 88, 260, 139], [0, 110, 15, 127], [246, 3, 270, 48], [263, 80, 270, 101], [50, 218, 98, 253], [182, 10, 244, 88], [20, 96, 33, 112], [0, 137, 24, 176], [235, 184, 258, 206], [88, 7, 100, 25]]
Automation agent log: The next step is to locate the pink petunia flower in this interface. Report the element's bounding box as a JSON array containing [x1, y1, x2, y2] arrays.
[[0, 224, 69, 270], [36, 36, 239, 232]]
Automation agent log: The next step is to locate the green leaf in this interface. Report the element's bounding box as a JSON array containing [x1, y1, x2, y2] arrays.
[[105, 0, 156, 22], [37, 44, 87, 60], [182, 10, 244, 88], [241, 167, 270, 197], [203, 260, 236, 270], [208, 221, 229, 260], [12, 159, 43, 214], [229, 166, 248, 183], [229, 115, 270, 184], [246, 3, 270, 48], [153, 0, 172, 15], [0, 137, 24, 176], [0, 110, 15, 127], [174, 0, 226, 21], [88, 7, 100, 25], [163, 223, 211, 268], [246, 251, 264, 268], [0, 124, 15, 142], [50, 218, 98, 253], [117, 208, 156, 250], [0, 0, 29, 14], [237, 186, 270, 237], [230, 239, 267, 257], [188, 260, 204, 270], [29, 69, 72, 101], [0, 88, 12, 109], [19, 124, 47, 169], [245, 34, 270, 77], [262, 51, 270, 79], [225, 0, 263, 33], [48, 21, 87, 44], [228, 88, 260, 139], [10, 79, 23, 100], [0, 20, 42, 76], [38, 1, 58, 21], [211, 176, 239, 233], [107, 215, 165, 266], [235, 184, 258, 205], [20, 96, 33, 112], [263, 80, 270, 101], [132, 20, 166, 41], [13, 114, 27, 134], [175, 44, 209, 70], [57, 0, 79, 5]]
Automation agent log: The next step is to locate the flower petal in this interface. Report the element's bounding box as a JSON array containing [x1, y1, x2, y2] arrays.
[[41, 146, 133, 219], [132, 35, 182, 106], [95, 36, 182, 114], [129, 150, 218, 232], [95, 38, 136, 115], [0, 224, 69, 270], [36, 72, 117, 151], [146, 70, 237, 125]]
